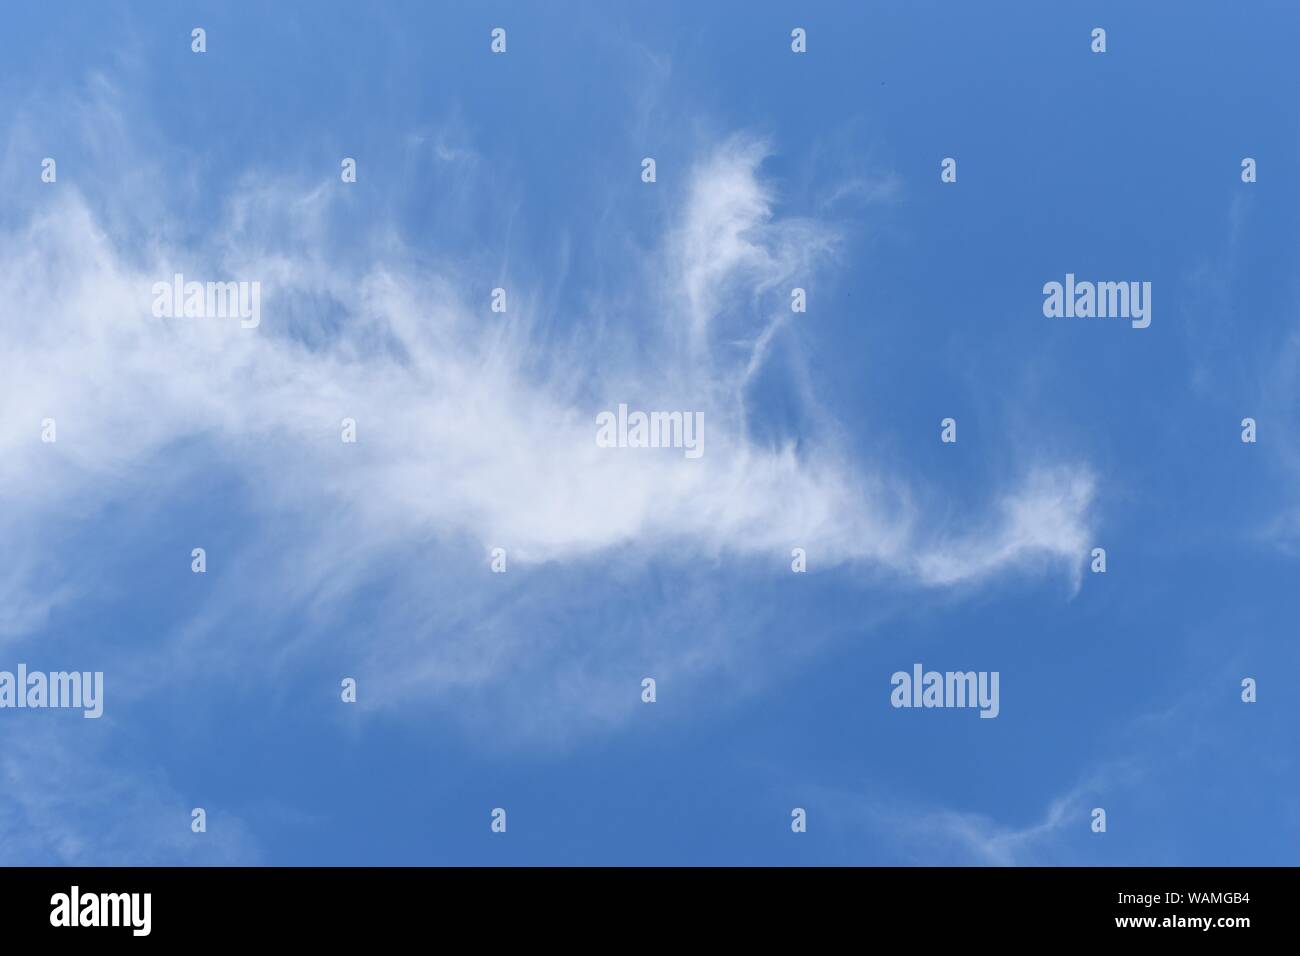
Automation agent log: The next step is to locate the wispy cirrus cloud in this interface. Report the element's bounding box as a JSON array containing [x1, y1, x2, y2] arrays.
[[0, 88, 1094, 729], [0, 724, 261, 866]]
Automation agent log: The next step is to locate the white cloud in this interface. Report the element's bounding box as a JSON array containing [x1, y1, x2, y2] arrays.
[[812, 775, 1114, 866], [0, 724, 261, 865], [896, 791, 1086, 866], [0, 117, 1094, 723]]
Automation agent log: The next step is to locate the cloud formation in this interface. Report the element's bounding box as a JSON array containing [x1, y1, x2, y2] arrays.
[[4, 142, 1090, 573]]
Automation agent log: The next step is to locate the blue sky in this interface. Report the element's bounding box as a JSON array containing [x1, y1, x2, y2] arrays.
[[1, 0, 1298, 865]]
